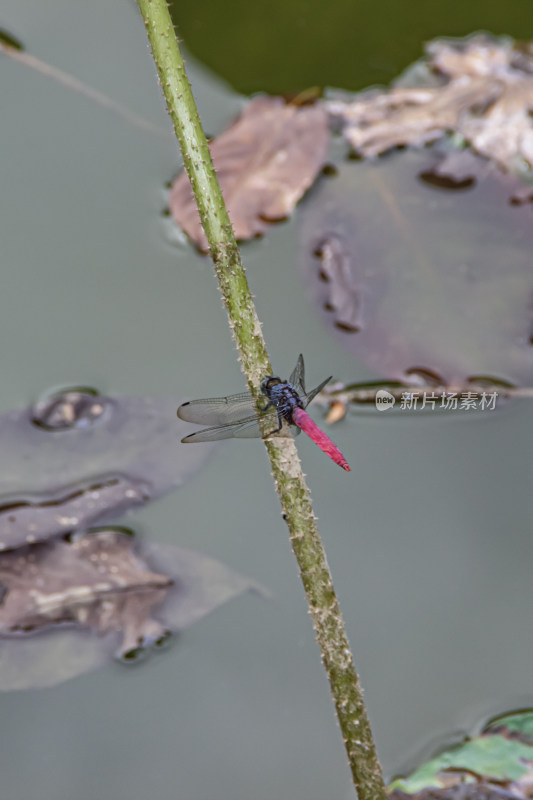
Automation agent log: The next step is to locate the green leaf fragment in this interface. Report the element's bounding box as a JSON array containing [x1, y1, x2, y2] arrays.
[[388, 734, 533, 794], [485, 711, 533, 743]]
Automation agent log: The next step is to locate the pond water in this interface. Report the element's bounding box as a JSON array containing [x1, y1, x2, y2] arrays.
[[1, 2, 533, 799]]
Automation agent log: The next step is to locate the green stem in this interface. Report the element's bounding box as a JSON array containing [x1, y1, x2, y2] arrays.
[[136, 2, 387, 797]]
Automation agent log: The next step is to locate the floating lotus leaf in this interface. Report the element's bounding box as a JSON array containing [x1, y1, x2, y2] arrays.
[[299, 149, 533, 383], [0, 391, 212, 549]]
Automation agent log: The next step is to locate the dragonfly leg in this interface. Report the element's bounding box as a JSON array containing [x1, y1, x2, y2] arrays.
[[257, 398, 273, 412], [261, 411, 286, 439]]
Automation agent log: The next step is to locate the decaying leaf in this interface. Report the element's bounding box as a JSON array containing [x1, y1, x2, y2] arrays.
[[327, 34, 533, 173], [0, 529, 171, 650], [0, 528, 258, 690], [170, 95, 330, 251], [0, 390, 212, 549]]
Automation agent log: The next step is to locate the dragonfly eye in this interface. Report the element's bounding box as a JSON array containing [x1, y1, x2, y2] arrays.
[[261, 376, 281, 393]]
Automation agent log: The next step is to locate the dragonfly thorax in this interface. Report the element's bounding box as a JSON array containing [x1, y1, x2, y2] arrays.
[[261, 377, 303, 424]]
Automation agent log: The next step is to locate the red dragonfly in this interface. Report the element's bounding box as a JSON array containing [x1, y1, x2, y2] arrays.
[[177, 355, 350, 471]]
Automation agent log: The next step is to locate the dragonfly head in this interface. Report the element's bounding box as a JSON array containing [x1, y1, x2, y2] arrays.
[[260, 376, 281, 397]]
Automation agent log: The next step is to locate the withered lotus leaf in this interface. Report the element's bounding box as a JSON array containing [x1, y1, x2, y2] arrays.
[[0, 529, 172, 648], [327, 35, 533, 173], [170, 95, 330, 251], [0, 529, 258, 690]]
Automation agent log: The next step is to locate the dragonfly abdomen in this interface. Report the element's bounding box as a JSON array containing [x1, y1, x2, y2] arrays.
[[291, 407, 351, 471]]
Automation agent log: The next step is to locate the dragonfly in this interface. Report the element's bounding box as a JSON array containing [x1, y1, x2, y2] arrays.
[[177, 354, 350, 471]]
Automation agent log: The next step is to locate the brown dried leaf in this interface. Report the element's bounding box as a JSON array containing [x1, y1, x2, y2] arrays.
[[325, 400, 347, 424], [0, 530, 172, 655], [170, 96, 330, 251], [328, 35, 533, 172]]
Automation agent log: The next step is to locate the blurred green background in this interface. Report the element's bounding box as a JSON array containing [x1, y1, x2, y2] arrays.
[[171, 0, 533, 94]]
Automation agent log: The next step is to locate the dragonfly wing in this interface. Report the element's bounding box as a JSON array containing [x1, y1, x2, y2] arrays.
[[302, 376, 331, 408], [181, 407, 297, 443], [181, 417, 262, 442], [177, 392, 257, 426], [289, 354, 306, 396]]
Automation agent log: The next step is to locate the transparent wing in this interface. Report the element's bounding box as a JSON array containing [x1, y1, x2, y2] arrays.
[[181, 407, 297, 443], [177, 392, 257, 426], [302, 375, 332, 408], [181, 417, 263, 442], [289, 355, 331, 408], [289, 354, 306, 396]]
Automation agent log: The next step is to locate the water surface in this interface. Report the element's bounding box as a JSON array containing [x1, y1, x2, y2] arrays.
[[1, 2, 532, 799]]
